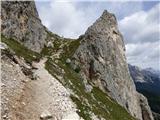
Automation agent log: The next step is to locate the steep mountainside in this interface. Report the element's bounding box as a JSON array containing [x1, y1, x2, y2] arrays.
[[1, 1, 46, 52], [1, 1, 154, 120], [129, 64, 160, 116], [72, 10, 153, 120]]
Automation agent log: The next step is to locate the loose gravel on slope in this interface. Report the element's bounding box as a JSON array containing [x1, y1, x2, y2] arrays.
[[1, 56, 82, 120]]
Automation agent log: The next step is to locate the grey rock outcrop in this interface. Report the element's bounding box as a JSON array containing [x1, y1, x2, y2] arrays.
[[1, 1, 46, 53], [138, 93, 154, 120], [0, 42, 8, 50], [73, 10, 153, 120]]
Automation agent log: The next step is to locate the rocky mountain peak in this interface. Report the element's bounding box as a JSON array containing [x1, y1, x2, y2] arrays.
[[83, 9, 125, 54], [85, 10, 118, 36], [100, 10, 117, 24], [73, 9, 153, 120]]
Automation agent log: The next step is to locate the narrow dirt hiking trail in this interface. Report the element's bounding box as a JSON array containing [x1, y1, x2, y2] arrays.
[[16, 58, 81, 120]]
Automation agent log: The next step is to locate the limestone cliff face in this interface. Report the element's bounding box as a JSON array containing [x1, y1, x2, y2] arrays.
[[1, 1, 46, 52], [73, 10, 153, 120]]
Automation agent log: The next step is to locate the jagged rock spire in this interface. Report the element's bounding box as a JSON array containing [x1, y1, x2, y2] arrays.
[[73, 10, 154, 120], [100, 10, 117, 25]]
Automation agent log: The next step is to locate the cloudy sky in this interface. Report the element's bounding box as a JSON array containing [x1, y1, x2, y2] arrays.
[[35, 0, 160, 71]]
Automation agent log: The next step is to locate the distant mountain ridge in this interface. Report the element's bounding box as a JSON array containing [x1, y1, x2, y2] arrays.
[[129, 64, 160, 116], [129, 64, 160, 95]]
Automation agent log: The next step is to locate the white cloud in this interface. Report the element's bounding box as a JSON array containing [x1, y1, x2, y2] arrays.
[[35, 1, 143, 38], [121, 3, 160, 70], [119, 3, 160, 44], [126, 42, 160, 70], [36, 1, 99, 38]]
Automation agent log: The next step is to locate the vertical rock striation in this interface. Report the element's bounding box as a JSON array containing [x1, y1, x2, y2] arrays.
[[1, 1, 46, 53], [73, 10, 153, 120]]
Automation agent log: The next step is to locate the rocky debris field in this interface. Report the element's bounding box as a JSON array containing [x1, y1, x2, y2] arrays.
[[1, 50, 82, 120]]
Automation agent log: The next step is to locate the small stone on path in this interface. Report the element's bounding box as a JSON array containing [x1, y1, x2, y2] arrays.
[[40, 110, 52, 120]]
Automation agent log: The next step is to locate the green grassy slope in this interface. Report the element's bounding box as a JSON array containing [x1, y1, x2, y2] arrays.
[[1, 34, 41, 63], [43, 32, 136, 120], [1, 32, 136, 120], [45, 54, 135, 120]]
